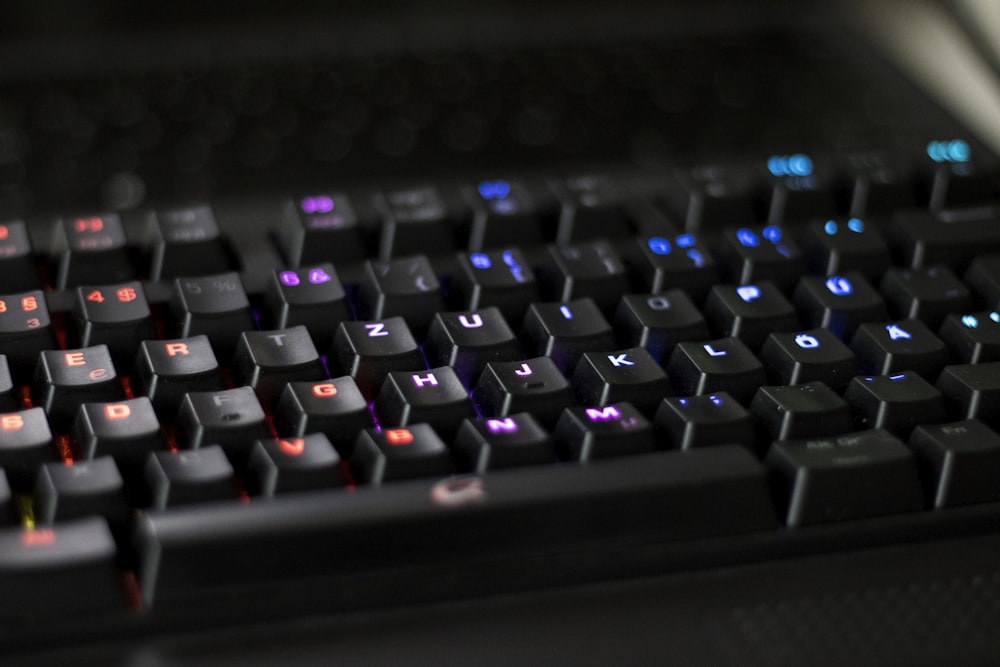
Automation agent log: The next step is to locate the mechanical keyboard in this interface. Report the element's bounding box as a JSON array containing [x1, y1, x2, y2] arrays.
[[5, 1, 1000, 664]]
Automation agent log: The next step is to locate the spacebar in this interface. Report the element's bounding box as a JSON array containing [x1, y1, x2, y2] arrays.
[[136, 445, 777, 607]]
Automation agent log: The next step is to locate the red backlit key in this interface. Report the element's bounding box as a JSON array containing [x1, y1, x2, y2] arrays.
[[232, 326, 327, 408], [32, 345, 125, 432], [51, 213, 133, 289], [0, 290, 56, 379], [144, 446, 236, 509], [33, 457, 128, 525], [246, 434, 344, 497], [174, 387, 269, 464], [73, 281, 155, 367], [71, 397, 165, 467], [132, 336, 225, 418], [0, 407, 57, 486], [0, 221, 39, 292], [272, 377, 372, 456], [351, 424, 452, 485]]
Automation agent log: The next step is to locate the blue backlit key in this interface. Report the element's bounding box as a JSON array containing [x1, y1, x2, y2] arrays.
[[762, 152, 837, 224], [454, 248, 539, 325], [844, 371, 945, 437], [635, 233, 718, 303], [703, 281, 800, 351], [613, 292, 710, 364], [800, 216, 891, 281], [718, 224, 805, 292], [793, 271, 887, 339], [521, 298, 616, 374], [570, 347, 670, 417], [880, 266, 973, 329], [758, 328, 858, 390], [544, 241, 629, 313], [936, 363, 1000, 431], [666, 337, 766, 404], [750, 381, 853, 445], [653, 392, 756, 451], [939, 311, 1000, 363], [467, 179, 555, 250], [850, 319, 948, 379]]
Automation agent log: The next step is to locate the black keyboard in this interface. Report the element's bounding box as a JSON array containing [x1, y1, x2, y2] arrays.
[[5, 3, 1000, 663]]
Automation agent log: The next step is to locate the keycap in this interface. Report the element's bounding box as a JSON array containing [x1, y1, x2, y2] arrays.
[[71, 397, 165, 467], [352, 424, 453, 485], [0, 408, 56, 486], [844, 151, 917, 216], [703, 282, 800, 351], [936, 363, 1000, 431], [0, 471, 14, 525], [174, 387, 269, 463], [758, 329, 858, 390], [373, 367, 475, 440], [328, 317, 425, 399], [850, 319, 948, 379], [0, 518, 121, 620], [50, 213, 133, 289], [889, 206, 1000, 271], [145, 446, 236, 509], [762, 152, 838, 224], [466, 179, 554, 249], [232, 326, 327, 408], [376, 185, 456, 259], [750, 381, 853, 445], [554, 402, 656, 461], [570, 347, 670, 416], [359, 255, 444, 335], [33, 457, 128, 525], [669, 164, 758, 231], [613, 292, 710, 363], [472, 357, 574, 428], [908, 419, 1000, 508], [246, 434, 344, 497], [938, 310, 1000, 363], [453, 249, 540, 325], [272, 378, 372, 456], [653, 392, 756, 451], [32, 345, 125, 431], [0, 356, 17, 412], [0, 290, 56, 378], [136, 446, 777, 607], [263, 263, 351, 350], [964, 254, 1000, 309], [132, 336, 225, 418], [800, 216, 891, 281], [792, 272, 887, 339], [521, 298, 616, 374], [453, 414, 555, 472], [543, 241, 629, 313], [0, 221, 39, 292], [553, 174, 632, 244], [277, 193, 367, 266], [423, 307, 521, 388], [634, 233, 717, 303], [766, 429, 923, 526], [717, 224, 805, 292], [665, 337, 766, 404], [844, 371, 946, 437], [922, 140, 998, 209], [879, 266, 973, 329], [171, 272, 255, 361], [144, 204, 233, 280], [73, 281, 155, 367]]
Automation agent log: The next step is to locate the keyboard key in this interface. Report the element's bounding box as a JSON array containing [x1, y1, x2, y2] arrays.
[[553, 174, 632, 244], [453, 413, 555, 472], [272, 378, 372, 456], [246, 434, 344, 497], [32, 345, 125, 431], [472, 357, 574, 428], [352, 424, 452, 485], [373, 367, 475, 440], [889, 206, 1000, 271], [376, 185, 456, 259], [922, 142, 998, 209], [938, 310, 1000, 363], [0, 408, 56, 486], [136, 446, 776, 607], [766, 429, 923, 526], [423, 307, 521, 388], [570, 347, 670, 416], [71, 397, 165, 467], [670, 164, 758, 231], [145, 446, 236, 509], [554, 402, 656, 461], [33, 457, 128, 525], [232, 326, 326, 408], [750, 381, 853, 445], [908, 419, 1000, 507], [73, 281, 154, 367], [963, 254, 1000, 309], [703, 281, 800, 351], [277, 194, 367, 266], [543, 241, 629, 313], [613, 291, 710, 363], [844, 151, 917, 216], [634, 233, 718, 303], [132, 336, 225, 418], [359, 254, 444, 335], [758, 329, 858, 390], [51, 213, 133, 289], [263, 263, 350, 350], [879, 266, 973, 329], [936, 363, 1000, 431], [718, 224, 805, 292], [0, 356, 17, 412], [653, 392, 756, 451], [665, 337, 766, 404], [521, 298, 615, 374], [792, 272, 887, 339], [466, 179, 554, 250], [762, 152, 838, 224], [144, 204, 233, 280], [171, 272, 255, 361], [0, 290, 56, 379], [174, 387, 269, 463], [800, 216, 890, 281], [0, 221, 39, 292], [454, 248, 540, 325], [844, 371, 946, 437], [849, 319, 948, 379], [329, 317, 425, 399]]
